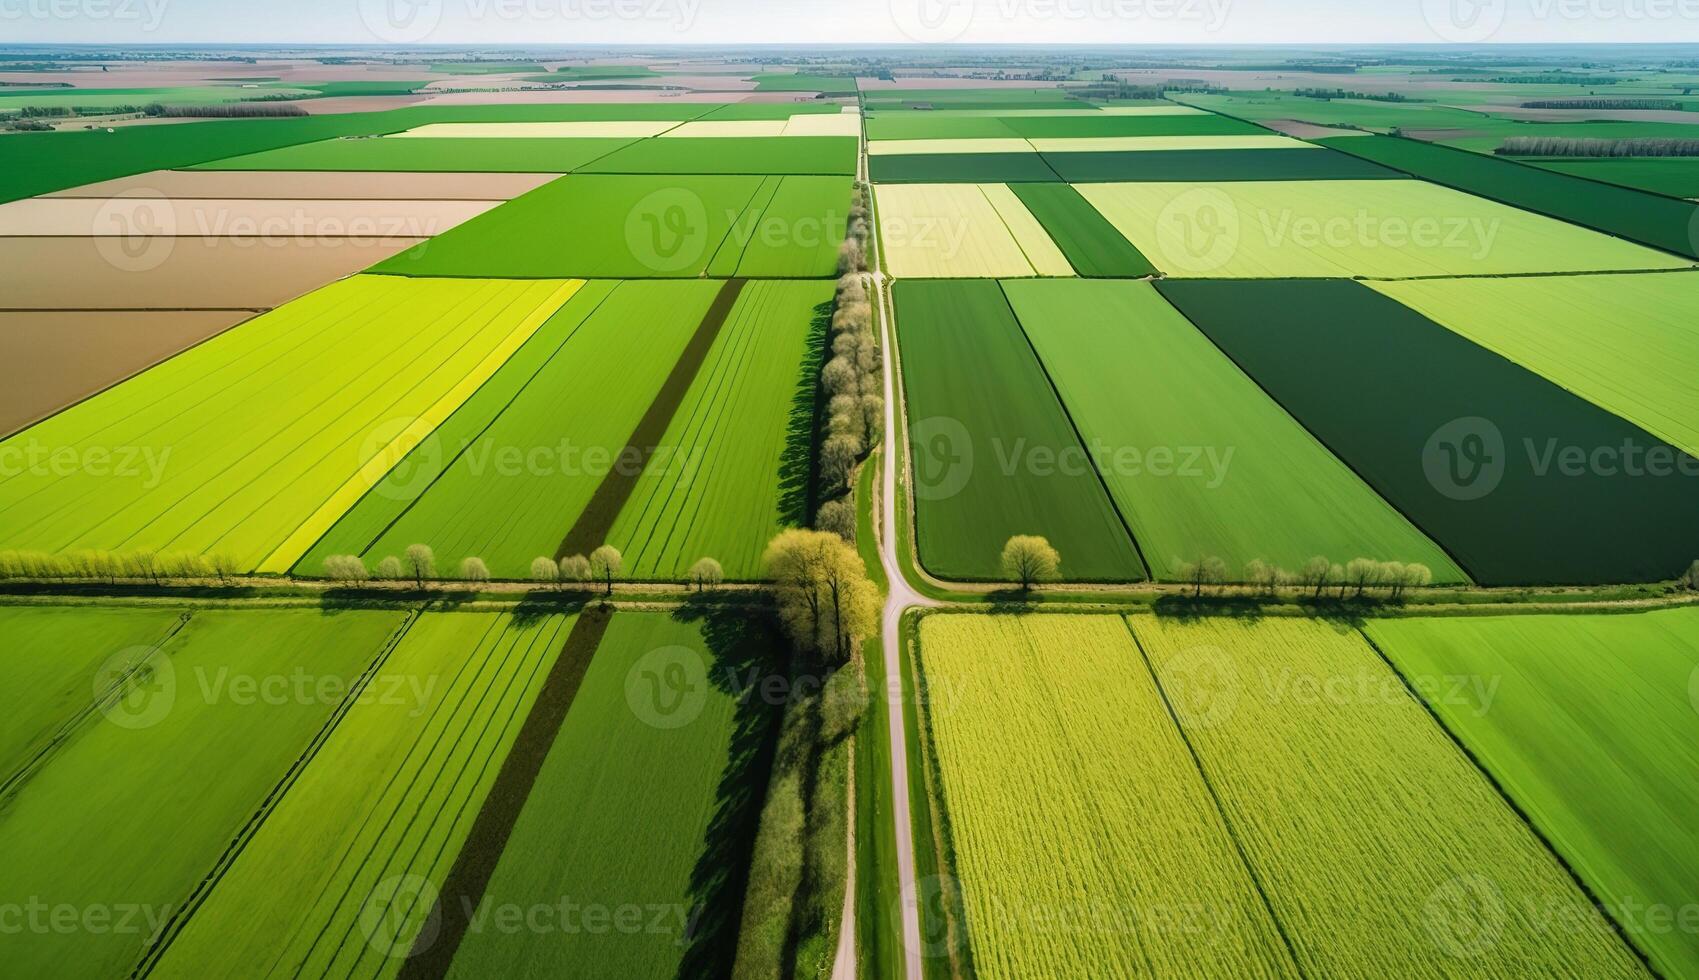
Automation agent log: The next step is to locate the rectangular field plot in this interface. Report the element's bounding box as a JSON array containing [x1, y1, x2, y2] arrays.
[[301, 280, 719, 579], [45, 169, 561, 200], [1007, 183, 1154, 277], [605, 281, 829, 580], [441, 610, 780, 980], [1079, 179, 1690, 278], [870, 153, 1060, 184], [0, 275, 578, 571], [1373, 272, 1699, 456], [895, 280, 1143, 581], [374, 174, 848, 279], [867, 139, 1037, 156], [1531, 157, 1699, 198], [388, 120, 678, 138], [0, 607, 408, 980], [0, 196, 500, 237], [877, 183, 1072, 278], [150, 609, 576, 979], [1043, 147, 1397, 183], [1029, 135, 1315, 152], [194, 136, 638, 172], [1133, 617, 1646, 979], [866, 115, 1023, 141], [1159, 278, 1699, 584], [1006, 113, 1265, 138], [577, 136, 857, 175], [1004, 280, 1464, 582], [1366, 609, 1699, 979], [917, 615, 1299, 978]]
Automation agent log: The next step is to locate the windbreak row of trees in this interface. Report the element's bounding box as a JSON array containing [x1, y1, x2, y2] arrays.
[[815, 183, 880, 542], [1176, 555, 1435, 599], [1520, 98, 1682, 110], [1500, 136, 1699, 157]]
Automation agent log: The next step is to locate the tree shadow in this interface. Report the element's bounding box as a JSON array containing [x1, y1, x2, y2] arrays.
[[985, 587, 1041, 611], [673, 599, 787, 980], [778, 300, 833, 528], [1152, 593, 1271, 622]]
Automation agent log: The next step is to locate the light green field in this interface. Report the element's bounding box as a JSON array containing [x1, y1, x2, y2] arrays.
[[1367, 609, 1699, 979], [152, 610, 575, 980], [0, 85, 316, 110], [877, 183, 1072, 278], [1134, 617, 1645, 978], [447, 610, 778, 979], [1373, 272, 1699, 455], [0, 607, 406, 979], [917, 614, 1298, 977], [342, 280, 716, 578], [0, 604, 187, 780], [0, 276, 575, 571], [1004, 279, 1465, 581], [194, 136, 636, 172], [607, 281, 828, 579], [1076, 179, 1690, 278]]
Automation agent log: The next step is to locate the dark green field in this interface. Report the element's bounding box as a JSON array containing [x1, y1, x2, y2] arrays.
[[1158, 278, 1699, 585], [1042, 147, 1399, 182], [895, 280, 1146, 581], [1008, 183, 1156, 277]]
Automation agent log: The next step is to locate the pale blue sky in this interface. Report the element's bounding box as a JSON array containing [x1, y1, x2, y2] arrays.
[[5, 0, 1698, 46]]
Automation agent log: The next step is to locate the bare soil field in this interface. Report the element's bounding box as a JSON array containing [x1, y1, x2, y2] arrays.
[[0, 197, 499, 238], [1261, 119, 1374, 138], [44, 170, 558, 200], [0, 310, 251, 436], [0, 235, 423, 310]]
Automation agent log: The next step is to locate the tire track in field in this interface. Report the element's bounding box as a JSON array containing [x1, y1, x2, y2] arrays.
[[555, 277, 747, 560], [397, 605, 612, 979]]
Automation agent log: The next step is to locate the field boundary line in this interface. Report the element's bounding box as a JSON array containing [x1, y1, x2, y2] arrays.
[[397, 605, 613, 979], [996, 280, 1153, 581], [1358, 629, 1664, 979], [257, 278, 583, 573], [130, 607, 422, 979], [1121, 617, 1310, 977], [556, 277, 747, 559]]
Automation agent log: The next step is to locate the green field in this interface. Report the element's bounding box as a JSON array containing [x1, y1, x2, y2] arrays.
[[0, 275, 575, 572], [1042, 147, 1397, 182], [751, 71, 856, 92], [1319, 134, 1699, 259], [866, 115, 1024, 140], [1079, 178, 1688, 278], [0, 84, 316, 110], [374, 174, 847, 278], [1159, 278, 1699, 585], [1367, 609, 1699, 978], [1529, 157, 1699, 197], [606, 281, 828, 579], [1135, 616, 1646, 978], [151, 609, 575, 978], [1006, 113, 1265, 138], [894, 280, 1145, 581], [307, 280, 716, 579], [869, 152, 1061, 183], [0, 607, 406, 978], [1007, 183, 1155, 276], [720, 176, 854, 277], [445, 610, 780, 979], [194, 136, 635, 171], [917, 614, 1298, 976], [1374, 272, 1699, 456], [579, 136, 858, 175], [0, 603, 188, 780], [1004, 280, 1464, 581]]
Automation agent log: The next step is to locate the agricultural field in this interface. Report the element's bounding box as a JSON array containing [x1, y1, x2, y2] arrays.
[[893, 280, 1145, 581], [194, 136, 640, 172], [1372, 272, 1699, 455], [577, 136, 858, 175], [1366, 609, 1699, 978], [915, 614, 1299, 977], [442, 610, 781, 978], [875, 183, 1073, 278], [1005, 183, 1154, 276], [1133, 616, 1646, 978], [301, 280, 717, 579], [1003, 279, 1465, 581], [0, 607, 409, 979], [1160, 278, 1699, 584], [0, 275, 579, 572], [149, 609, 577, 978], [1079, 179, 1689, 278], [1528, 156, 1699, 198]]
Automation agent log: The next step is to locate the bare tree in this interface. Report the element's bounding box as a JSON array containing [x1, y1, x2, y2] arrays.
[[1001, 535, 1061, 592], [589, 545, 622, 595], [530, 556, 560, 587], [689, 557, 724, 592], [1178, 556, 1228, 597], [210, 553, 239, 585], [1299, 556, 1331, 598], [459, 557, 490, 584], [558, 554, 591, 589], [375, 556, 403, 581], [1345, 558, 1380, 598], [404, 544, 434, 587]]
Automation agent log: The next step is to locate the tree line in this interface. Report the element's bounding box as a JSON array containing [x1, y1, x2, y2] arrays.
[[815, 182, 880, 542], [1520, 98, 1682, 111], [1499, 136, 1699, 157]]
